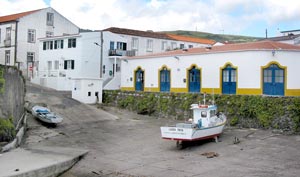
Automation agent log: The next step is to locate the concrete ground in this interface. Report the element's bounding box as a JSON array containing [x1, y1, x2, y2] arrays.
[[24, 83, 300, 177]]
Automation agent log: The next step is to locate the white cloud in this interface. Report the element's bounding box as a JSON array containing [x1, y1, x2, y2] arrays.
[[0, 0, 47, 16], [1, 0, 300, 37]]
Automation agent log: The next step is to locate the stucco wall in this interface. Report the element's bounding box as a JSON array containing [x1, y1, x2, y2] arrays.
[[0, 65, 25, 125], [121, 50, 300, 96]]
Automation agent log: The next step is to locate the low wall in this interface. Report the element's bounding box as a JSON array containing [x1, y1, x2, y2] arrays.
[[0, 65, 26, 142], [103, 90, 300, 133]]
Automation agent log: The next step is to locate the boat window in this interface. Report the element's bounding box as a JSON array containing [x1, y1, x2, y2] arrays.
[[210, 110, 216, 117], [201, 111, 207, 118]]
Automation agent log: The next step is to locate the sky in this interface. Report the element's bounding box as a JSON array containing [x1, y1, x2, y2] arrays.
[[1, 0, 300, 37]]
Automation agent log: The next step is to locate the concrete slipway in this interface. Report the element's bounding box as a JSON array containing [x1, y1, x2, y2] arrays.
[[0, 146, 88, 177]]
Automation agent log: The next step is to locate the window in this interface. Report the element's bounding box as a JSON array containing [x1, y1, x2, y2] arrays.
[[27, 52, 34, 62], [188, 45, 193, 48], [47, 61, 52, 70], [110, 41, 114, 50], [64, 60, 75, 70], [47, 12, 54, 26], [146, 39, 153, 51], [171, 42, 177, 50], [88, 92, 91, 96], [179, 44, 184, 49], [68, 38, 76, 48], [46, 31, 53, 37], [201, 111, 207, 118], [54, 60, 59, 70], [43, 41, 53, 50], [275, 70, 284, 83], [117, 42, 127, 50], [132, 37, 138, 50], [263, 70, 272, 83], [27, 29, 36, 43], [5, 50, 10, 64], [54, 40, 64, 49], [161, 41, 167, 50], [6, 27, 11, 40]]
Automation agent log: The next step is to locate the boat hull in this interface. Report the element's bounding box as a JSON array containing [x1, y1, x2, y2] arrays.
[[32, 106, 63, 124], [161, 123, 225, 141]]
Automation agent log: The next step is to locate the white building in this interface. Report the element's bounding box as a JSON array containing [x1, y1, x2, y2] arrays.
[[0, 7, 79, 78], [33, 32, 102, 89], [120, 41, 300, 97], [33, 28, 217, 103], [102, 27, 215, 90]]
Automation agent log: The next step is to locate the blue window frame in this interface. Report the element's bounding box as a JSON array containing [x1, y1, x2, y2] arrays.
[[263, 64, 284, 96], [222, 65, 236, 94], [160, 67, 170, 92], [188, 66, 200, 92], [135, 68, 144, 91]]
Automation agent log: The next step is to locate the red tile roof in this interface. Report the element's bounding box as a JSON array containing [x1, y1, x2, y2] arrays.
[[103, 27, 214, 44], [126, 41, 300, 59], [0, 9, 42, 23], [166, 33, 215, 45]]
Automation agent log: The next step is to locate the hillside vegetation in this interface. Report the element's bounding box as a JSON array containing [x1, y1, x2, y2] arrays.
[[163, 30, 262, 43]]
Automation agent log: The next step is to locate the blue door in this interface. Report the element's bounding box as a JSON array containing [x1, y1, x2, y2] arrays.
[[135, 69, 144, 91], [160, 68, 170, 92], [222, 65, 236, 94], [188, 67, 200, 92], [263, 64, 284, 96]]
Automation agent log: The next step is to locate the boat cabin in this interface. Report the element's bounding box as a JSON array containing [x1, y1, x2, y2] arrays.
[[190, 104, 218, 128]]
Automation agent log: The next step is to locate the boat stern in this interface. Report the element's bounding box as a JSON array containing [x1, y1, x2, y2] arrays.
[[160, 126, 194, 141]]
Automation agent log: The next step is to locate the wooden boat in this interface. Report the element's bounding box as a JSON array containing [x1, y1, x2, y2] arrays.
[[160, 96, 226, 148], [32, 105, 63, 124]]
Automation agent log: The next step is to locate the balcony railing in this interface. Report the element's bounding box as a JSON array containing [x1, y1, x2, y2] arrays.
[[109, 49, 136, 57], [4, 39, 11, 47]]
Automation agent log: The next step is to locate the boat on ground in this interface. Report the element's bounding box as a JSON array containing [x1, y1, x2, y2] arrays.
[[160, 96, 226, 149], [31, 105, 63, 125]]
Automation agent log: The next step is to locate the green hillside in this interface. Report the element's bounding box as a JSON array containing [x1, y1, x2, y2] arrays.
[[163, 30, 262, 43]]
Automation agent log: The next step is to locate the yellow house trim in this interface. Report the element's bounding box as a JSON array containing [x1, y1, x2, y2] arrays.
[[201, 88, 222, 94], [260, 61, 287, 96], [236, 88, 262, 95], [121, 87, 135, 91], [158, 65, 171, 92], [134, 66, 145, 91], [219, 62, 238, 94], [286, 89, 300, 96], [144, 87, 160, 92], [186, 64, 202, 93], [170, 87, 188, 93]]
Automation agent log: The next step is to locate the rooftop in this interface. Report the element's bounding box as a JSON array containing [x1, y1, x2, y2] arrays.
[[0, 9, 42, 23], [126, 40, 300, 59], [103, 27, 215, 44]]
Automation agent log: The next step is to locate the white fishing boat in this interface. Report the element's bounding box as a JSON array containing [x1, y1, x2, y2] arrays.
[[160, 95, 226, 148], [32, 105, 63, 125]]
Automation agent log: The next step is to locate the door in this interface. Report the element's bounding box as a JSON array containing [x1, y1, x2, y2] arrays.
[[188, 66, 200, 92], [222, 65, 236, 94], [135, 68, 144, 91], [263, 64, 284, 96], [160, 68, 170, 92]]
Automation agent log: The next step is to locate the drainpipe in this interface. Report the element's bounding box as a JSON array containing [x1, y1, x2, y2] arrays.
[[100, 31, 103, 78], [14, 20, 19, 69]]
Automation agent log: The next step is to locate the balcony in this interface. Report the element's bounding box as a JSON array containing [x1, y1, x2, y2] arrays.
[[4, 39, 11, 47], [109, 49, 136, 57]]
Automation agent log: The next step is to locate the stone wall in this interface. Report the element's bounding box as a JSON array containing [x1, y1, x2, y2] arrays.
[[0, 65, 25, 125], [103, 90, 300, 134]]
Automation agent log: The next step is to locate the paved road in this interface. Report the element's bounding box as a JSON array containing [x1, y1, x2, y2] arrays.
[[25, 83, 300, 177]]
